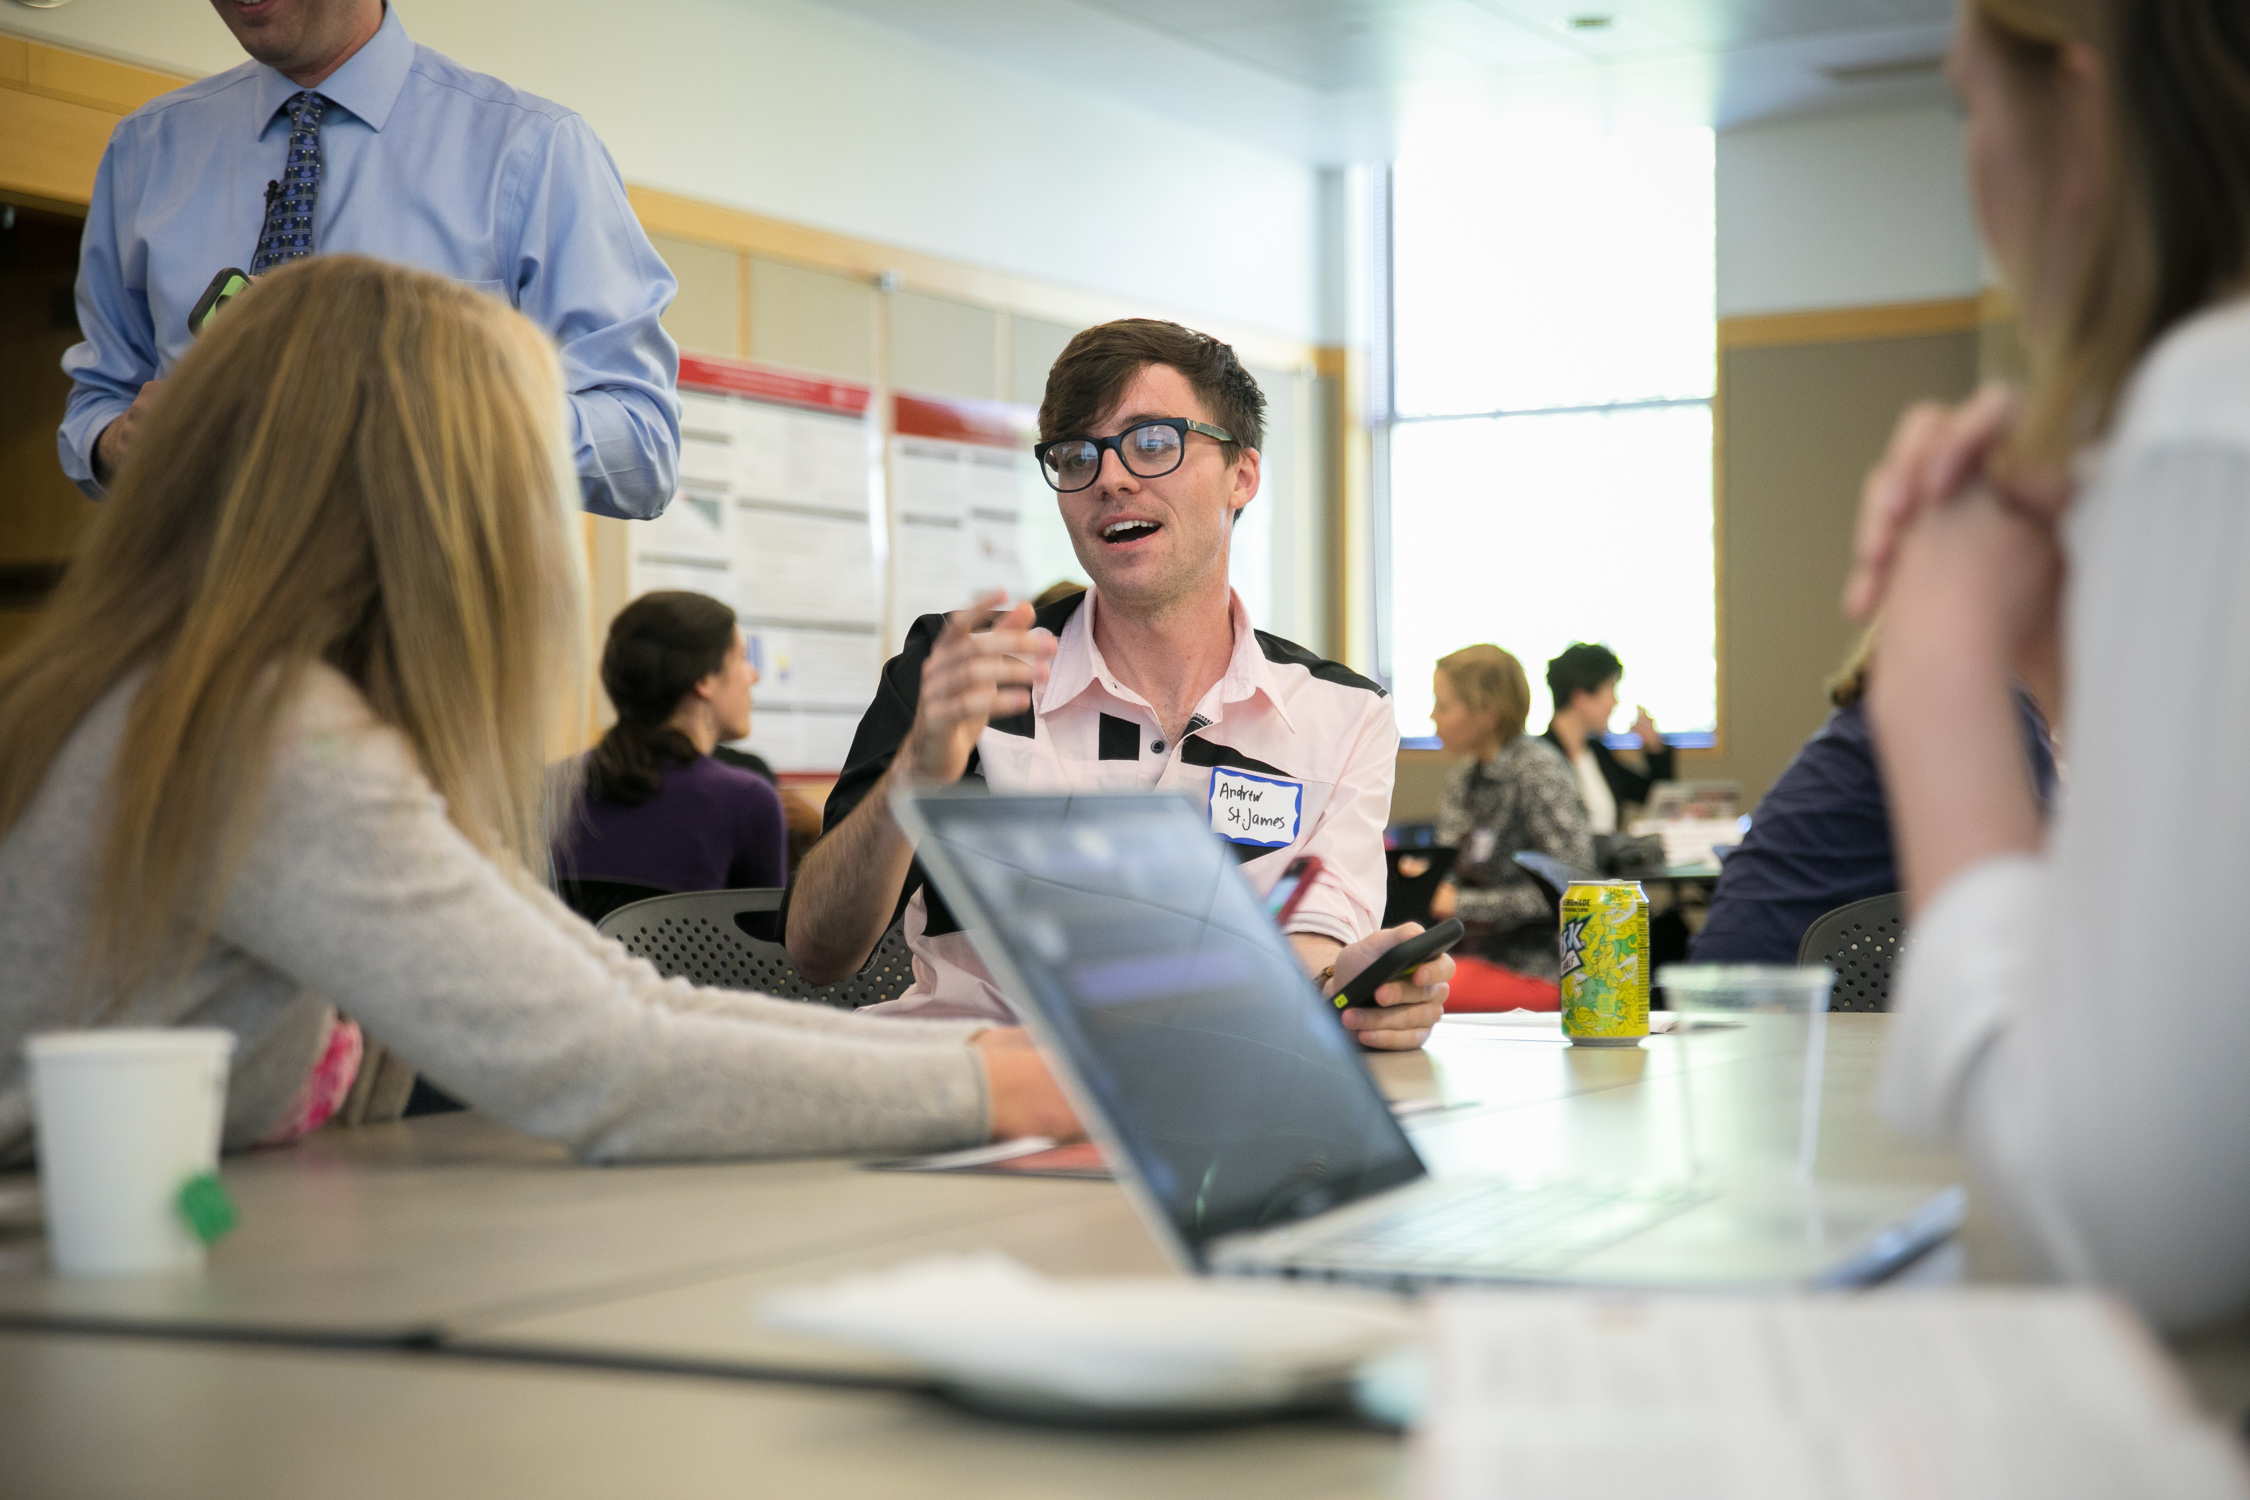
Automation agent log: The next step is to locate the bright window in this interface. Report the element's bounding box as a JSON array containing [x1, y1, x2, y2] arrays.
[[1385, 127, 1717, 748]]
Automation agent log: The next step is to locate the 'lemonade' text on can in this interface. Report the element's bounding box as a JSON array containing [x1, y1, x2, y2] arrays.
[[1559, 880, 1650, 1046]]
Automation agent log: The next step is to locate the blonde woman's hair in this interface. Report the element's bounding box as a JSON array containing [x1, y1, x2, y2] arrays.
[[1973, 0, 2250, 462], [0, 255, 586, 1010], [1829, 623, 1880, 709], [1435, 644, 1531, 748]]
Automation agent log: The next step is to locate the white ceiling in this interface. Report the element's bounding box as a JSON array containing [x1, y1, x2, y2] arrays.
[[805, 0, 1956, 162]]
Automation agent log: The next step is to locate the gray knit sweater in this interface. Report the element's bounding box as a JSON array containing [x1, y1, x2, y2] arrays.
[[0, 667, 989, 1166], [1436, 734, 1595, 979]]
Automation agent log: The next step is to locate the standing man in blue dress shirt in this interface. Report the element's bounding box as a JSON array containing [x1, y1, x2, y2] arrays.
[[59, 0, 681, 520]]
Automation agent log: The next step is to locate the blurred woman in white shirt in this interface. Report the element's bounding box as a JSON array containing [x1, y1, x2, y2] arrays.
[[1855, 0, 2250, 1329]]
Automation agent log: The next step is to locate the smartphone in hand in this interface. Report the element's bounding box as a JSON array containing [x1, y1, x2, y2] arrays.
[[1333, 919, 1464, 1010]]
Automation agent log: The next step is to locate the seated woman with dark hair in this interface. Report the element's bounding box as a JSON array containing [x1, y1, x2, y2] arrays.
[[1542, 641, 1672, 836], [556, 591, 786, 895], [1427, 645, 1592, 1005]]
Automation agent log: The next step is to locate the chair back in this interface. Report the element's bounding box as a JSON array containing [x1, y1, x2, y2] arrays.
[[557, 877, 671, 926], [1796, 892, 1905, 1012], [1383, 846, 1459, 928], [1510, 850, 1590, 918], [596, 889, 916, 1009]]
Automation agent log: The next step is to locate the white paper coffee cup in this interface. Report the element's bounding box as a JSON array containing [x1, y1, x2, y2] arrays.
[[26, 1029, 235, 1278]]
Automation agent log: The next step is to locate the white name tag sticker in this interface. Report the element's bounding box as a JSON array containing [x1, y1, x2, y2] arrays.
[[1208, 767, 1303, 849]]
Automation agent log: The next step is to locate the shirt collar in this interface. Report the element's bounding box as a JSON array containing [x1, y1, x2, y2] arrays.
[[252, 4, 413, 137], [1040, 586, 1294, 733]]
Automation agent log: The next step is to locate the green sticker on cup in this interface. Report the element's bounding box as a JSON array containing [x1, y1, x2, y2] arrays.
[[177, 1172, 237, 1246]]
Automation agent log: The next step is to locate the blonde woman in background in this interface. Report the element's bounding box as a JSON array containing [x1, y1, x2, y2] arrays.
[[0, 255, 1074, 1164], [1854, 0, 2250, 1329], [1428, 645, 1592, 1007]]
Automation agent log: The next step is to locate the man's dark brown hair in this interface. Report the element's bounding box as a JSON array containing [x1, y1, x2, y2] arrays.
[[1038, 318, 1266, 462]]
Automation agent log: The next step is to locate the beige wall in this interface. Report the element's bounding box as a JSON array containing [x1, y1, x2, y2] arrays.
[[1683, 319, 1981, 807]]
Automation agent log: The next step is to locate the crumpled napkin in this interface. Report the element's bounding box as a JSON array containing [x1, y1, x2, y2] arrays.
[[757, 1252, 1415, 1414]]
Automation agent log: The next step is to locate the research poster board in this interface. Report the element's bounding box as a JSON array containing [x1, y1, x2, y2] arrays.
[[888, 393, 1035, 629], [628, 354, 882, 774]]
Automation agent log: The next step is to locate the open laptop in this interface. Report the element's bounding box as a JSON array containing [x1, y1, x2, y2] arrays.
[[896, 786, 1964, 1291]]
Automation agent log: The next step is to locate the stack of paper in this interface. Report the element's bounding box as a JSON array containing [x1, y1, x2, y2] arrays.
[[1628, 815, 1740, 869], [1418, 1289, 2250, 1499]]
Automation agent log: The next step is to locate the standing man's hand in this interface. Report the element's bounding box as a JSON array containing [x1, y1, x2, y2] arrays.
[[93, 380, 163, 486], [893, 591, 1057, 787]]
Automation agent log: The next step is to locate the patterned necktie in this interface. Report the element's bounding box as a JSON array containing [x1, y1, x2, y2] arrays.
[[249, 91, 329, 274]]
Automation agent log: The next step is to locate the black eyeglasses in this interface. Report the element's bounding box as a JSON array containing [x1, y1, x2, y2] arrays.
[[1033, 418, 1235, 493]]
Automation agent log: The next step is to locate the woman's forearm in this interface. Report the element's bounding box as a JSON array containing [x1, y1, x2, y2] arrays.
[[1869, 613, 2043, 917]]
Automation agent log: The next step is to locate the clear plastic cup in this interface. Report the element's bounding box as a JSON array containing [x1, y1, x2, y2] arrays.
[[26, 1029, 235, 1277], [1657, 965, 1832, 1187]]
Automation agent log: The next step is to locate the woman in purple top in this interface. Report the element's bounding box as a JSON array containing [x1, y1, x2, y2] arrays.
[[555, 592, 787, 894]]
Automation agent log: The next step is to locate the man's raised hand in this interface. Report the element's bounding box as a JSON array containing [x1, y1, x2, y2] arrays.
[[896, 592, 1058, 786]]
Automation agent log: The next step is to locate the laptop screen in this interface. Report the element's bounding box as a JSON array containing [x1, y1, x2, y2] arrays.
[[908, 791, 1426, 1262]]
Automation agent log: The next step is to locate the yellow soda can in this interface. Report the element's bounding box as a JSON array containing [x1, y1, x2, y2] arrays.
[[1559, 880, 1650, 1046]]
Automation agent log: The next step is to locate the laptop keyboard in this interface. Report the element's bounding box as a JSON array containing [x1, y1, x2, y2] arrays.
[[1274, 1179, 1712, 1279]]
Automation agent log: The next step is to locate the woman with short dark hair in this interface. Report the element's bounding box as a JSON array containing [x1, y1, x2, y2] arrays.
[[1541, 641, 1672, 834], [555, 591, 785, 896]]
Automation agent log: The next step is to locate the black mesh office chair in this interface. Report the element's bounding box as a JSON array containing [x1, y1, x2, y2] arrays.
[[1384, 846, 1459, 928], [1510, 850, 1592, 919], [596, 888, 916, 1009], [1796, 892, 1905, 1012], [556, 877, 671, 927]]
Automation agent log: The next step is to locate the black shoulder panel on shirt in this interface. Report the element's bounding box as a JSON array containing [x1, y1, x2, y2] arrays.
[[1098, 714, 1141, 761], [1178, 738, 1290, 779], [1034, 588, 1089, 635], [983, 593, 1082, 739], [1254, 629, 1387, 697], [788, 610, 954, 941]]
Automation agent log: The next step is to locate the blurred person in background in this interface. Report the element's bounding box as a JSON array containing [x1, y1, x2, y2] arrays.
[[1542, 642, 1673, 838], [1854, 0, 2250, 1330], [555, 591, 785, 899], [1690, 628, 2055, 965], [1428, 645, 1592, 1008]]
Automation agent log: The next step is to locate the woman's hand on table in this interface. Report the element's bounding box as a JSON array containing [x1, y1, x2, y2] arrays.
[[1323, 924, 1453, 1052], [973, 1027, 1082, 1141]]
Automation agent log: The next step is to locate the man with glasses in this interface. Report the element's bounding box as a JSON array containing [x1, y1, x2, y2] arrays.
[[787, 319, 1448, 1049]]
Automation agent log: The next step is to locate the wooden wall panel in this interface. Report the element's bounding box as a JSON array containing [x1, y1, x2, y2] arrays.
[[746, 257, 875, 383], [647, 232, 741, 358], [1688, 327, 1979, 806], [890, 289, 998, 401]]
